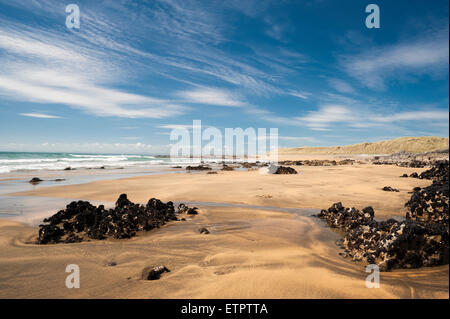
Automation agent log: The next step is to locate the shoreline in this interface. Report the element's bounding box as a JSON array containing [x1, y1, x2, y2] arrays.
[[7, 163, 433, 219]]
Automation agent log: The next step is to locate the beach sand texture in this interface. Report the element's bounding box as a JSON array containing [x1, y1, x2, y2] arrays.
[[0, 163, 448, 298]]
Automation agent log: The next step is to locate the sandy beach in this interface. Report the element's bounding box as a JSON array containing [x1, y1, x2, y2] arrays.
[[1, 161, 448, 298]]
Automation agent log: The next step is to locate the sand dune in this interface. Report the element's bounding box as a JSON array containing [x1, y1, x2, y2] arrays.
[[279, 136, 449, 155]]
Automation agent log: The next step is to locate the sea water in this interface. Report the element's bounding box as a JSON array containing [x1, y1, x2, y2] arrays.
[[0, 152, 173, 174]]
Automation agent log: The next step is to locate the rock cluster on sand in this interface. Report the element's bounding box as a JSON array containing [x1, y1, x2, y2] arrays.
[[186, 165, 212, 171], [318, 202, 449, 271], [198, 227, 210, 234], [37, 194, 198, 244], [141, 265, 170, 280], [279, 159, 355, 166], [221, 164, 234, 171], [274, 166, 298, 174], [382, 186, 400, 192], [318, 161, 449, 271], [29, 177, 43, 184], [405, 161, 449, 226], [408, 160, 449, 181]]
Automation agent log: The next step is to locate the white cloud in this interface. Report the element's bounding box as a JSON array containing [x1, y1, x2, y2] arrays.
[[288, 91, 311, 100], [296, 105, 449, 131], [296, 105, 356, 130], [0, 21, 189, 119], [19, 113, 62, 119], [177, 87, 246, 107], [327, 78, 355, 94], [0, 32, 87, 63], [0, 73, 186, 118], [341, 28, 449, 90], [372, 110, 449, 123]]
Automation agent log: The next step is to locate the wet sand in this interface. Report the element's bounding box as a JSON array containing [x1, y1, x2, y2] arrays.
[[12, 163, 434, 219], [0, 163, 448, 298]]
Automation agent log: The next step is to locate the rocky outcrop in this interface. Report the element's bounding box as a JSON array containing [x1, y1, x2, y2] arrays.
[[221, 164, 234, 171], [279, 159, 355, 166], [186, 165, 211, 171], [141, 265, 170, 280], [37, 194, 198, 244], [405, 161, 449, 226], [274, 166, 297, 174], [382, 186, 399, 192], [318, 203, 449, 271], [317, 161, 449, 271], [29, 177, 43, 184]]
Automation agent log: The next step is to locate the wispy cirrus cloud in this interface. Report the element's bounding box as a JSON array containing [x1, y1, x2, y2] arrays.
[[296, 104, 449, 131], [19, 113, 62, 119], [327, 78, 355, 94], [177, 87, 246, 107], [296, 105, 356, 131], [341, 27, 449, 90], [0, 25, 186, 118]]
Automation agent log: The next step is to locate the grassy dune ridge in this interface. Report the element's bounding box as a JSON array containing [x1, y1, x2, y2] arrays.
[[279, 136, 449, 155]]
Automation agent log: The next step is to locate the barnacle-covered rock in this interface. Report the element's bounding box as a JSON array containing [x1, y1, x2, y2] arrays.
[[37, 194, 197, 244]]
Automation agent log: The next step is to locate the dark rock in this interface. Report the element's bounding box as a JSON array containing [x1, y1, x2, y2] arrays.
[[410, 172, 419, 178], [207, 171, 218, 174], [362, 206, 375, 218], [318, 202, 375, 231], [186, 165, 211, 171], [382, 186, 400, 192], [417, 160, 449, 181], [141, 265, 170, 280], [106, 262, 117, 267], [274, 166, 297, 174], [199, 227, 210, 234], [64, 233, 83, 243], [318, 202, 449, 271], [405, 161, 448, 226], [64, 167, 73, 170], [221, 164, 234, 171], [37, 195, 197, 244], [400, 174, 408, 178], [38, 225, 64, 244], [343, 219, 448, 271], [320, 162, 449, 271], [29, 177, 43, 184], [187, 207, 198, 215], [398, 160, 428, 168]]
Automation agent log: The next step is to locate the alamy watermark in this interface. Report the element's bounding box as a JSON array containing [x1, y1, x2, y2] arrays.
[[169, 120, 278, 165], [365, 264, 380, 288], [66, 4, 80, 30], [65, 264, 80, 288], [365, 4, 380, 29]]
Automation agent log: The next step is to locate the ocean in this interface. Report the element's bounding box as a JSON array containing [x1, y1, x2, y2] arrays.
[[0, 152, 173, 174]]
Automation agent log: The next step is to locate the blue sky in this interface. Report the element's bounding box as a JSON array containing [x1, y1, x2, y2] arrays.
[[0, 0, 448, 154]]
